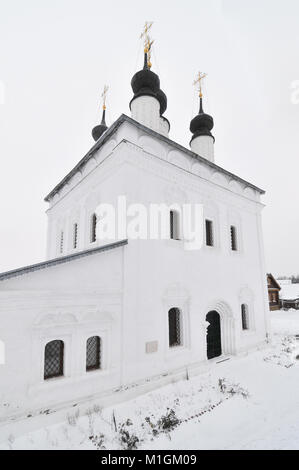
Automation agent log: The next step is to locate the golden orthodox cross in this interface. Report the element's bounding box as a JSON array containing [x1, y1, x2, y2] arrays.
[[101, 85, 109, 110], [140, 21, 154, 67], [193, 72, 207, 98]]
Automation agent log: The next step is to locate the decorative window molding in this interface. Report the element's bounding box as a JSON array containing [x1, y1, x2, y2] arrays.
[[30, 310, 113, 393], [239, 287, 255, 332], [163, 284, 190, 354]]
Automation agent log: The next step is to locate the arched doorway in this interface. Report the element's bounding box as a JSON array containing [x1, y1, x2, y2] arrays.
[[206, 311, 222, 359]]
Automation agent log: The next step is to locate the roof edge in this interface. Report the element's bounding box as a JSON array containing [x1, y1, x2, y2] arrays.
[[0, 240, 128, 282], [44, 114, 265, 202], [267, 273, 281, 290]]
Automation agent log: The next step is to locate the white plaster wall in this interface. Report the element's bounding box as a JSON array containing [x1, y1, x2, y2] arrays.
[[45, 120, 261, 260], [116, 160, 269, 384], [0, 247, 124, 419], [0, 121, 268, 420], [131, 96, 161, 134], [191, 135, 215, 162], [44, 132, 268, 387]]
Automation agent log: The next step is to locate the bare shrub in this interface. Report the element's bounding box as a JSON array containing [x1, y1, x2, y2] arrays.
[[67, 409, 80, 426], [218, 378, 249, 399], [118, 419, 139, 450]]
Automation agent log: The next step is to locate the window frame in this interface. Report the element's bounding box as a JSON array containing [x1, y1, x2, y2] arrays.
[[205, 219, 214, 247], [241, 304, 249, 331], [86, 336, 101, 372], [170, 210, 181, 241], [73, 223, 78, 249], [90, 213, 97, 243], [44, 339, 64, 380], [230, 225, 238, 252], [59, 231, 64, 254], [168, 307, 182, 348]]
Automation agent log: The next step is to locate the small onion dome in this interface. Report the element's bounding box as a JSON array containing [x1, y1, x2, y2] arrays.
[[92, 109, 108, 142], [156, 88, 167, 115], [190, 97, 214, 144], [130, 52, 161, 109], [161, 115, 171, 132]]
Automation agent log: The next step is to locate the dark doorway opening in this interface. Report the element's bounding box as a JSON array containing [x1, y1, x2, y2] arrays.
[[206, 311, 222, 359]]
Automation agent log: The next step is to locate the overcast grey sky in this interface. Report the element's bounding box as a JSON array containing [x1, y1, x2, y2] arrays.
[[0, 0, 298, 276]]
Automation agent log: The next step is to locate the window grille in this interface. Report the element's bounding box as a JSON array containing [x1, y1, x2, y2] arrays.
[[44, 340, 64, 380], [170, 211, 180, 240], [168, 308, 181, 347], [73, 223, 78, 249], [241, 304, 249, 330], [90, 214, 97, 243], [230, 225, 237, 251], [205, 220, 214, 247], [60, 231, 64, 254], [86, 336, 101, 371]]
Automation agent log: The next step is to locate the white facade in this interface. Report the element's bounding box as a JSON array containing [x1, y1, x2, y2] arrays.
[[191, 134, 215, 162], [131, 95, 169, 137], [0, 114, 270, 428]]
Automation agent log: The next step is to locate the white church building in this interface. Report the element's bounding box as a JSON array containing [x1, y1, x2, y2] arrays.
[[0, 32, 270, 424]]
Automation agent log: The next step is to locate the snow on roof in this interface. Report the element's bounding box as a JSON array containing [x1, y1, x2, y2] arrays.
[[277, 279, 292, 285], [279, 283, 299, 300]]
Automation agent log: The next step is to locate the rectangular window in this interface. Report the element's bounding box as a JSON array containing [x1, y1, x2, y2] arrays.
[[205, 220, 214, 247], [241, 304, 249, 330], [73, 223, 78, 249], [90, 214, 97, 243], [86, 336, 101, 371], [168, 308, 181, 347], [230, 225, 237, 251], [60, 231, 64, 254], [170, 211, 180, 240]]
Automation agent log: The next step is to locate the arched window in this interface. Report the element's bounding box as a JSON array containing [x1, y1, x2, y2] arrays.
[[44, 340, 64, 380], [241, 304, 249, 330], [168, 308, 182, 347], [90, 214, 97, 243], [170, 211, 180, 240], [86, 336, 101, 371]]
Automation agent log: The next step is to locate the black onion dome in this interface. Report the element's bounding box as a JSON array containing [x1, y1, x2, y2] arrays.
[[156, 88, 167, 115], [190, 97, 214, 143], [130, 52, 167, 116], [131, 68, 160, 95], [161, 115, 170, 132], [92, 109, 108, 142]]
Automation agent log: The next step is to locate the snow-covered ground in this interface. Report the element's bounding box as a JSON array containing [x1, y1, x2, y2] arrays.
[[1, 310, 299, 450]]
